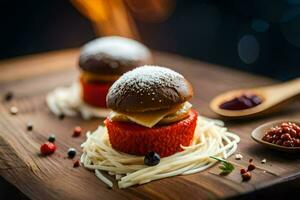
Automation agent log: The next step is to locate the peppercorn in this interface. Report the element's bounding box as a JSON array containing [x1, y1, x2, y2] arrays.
[[282, 127, 290, 133], [4, 91, 13, 102], [242, 172, 251, 181], [27, 122, 33, 131], [240, 168, 247, 174], [283, 140, 293, 147], [73, 160, 80, 168], [281, 133, 291, 141], [247, 163, 256, 171], [73, 126, 82, 137], [48, 134, 56, 143], [68, 148, 76, 159], [293, 138, 300, 147], [40, 142, 56, 155], [275, 139, 283, 145], [144, 152, 160, 166]]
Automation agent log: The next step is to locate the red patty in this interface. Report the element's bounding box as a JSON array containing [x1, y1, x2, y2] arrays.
[[105, 109, 198, 157], [80, 77, 111, 108]]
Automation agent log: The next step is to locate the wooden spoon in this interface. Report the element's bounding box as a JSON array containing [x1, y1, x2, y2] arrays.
[[210, 78, 300, 118], [251, 120, 300, 153]]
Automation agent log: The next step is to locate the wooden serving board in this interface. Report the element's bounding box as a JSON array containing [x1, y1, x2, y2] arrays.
[[0, 49, 300, 200]]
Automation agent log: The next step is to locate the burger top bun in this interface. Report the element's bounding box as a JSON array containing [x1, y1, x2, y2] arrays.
[[79, 36, 152, 76], [107, 65, 193, 113]]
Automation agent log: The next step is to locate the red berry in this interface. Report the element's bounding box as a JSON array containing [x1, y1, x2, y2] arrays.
[[40, 142, 56, 155], [249, 158, 253, 163], [73, 126, 82, 137], [247, 164, 256, 171], [240, 169, 247, 174], [73, 160, 80, 168], [242, 172, 251, 181]]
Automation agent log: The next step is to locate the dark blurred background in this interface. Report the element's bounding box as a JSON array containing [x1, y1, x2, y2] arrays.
[[0, 0, 300, 81], [1, 0, 300, 199]]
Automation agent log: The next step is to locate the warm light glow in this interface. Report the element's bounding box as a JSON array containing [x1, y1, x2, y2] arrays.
[[126, 0, 175, 22], [71, 0, 175, 40], [71, 0, 139, 39]]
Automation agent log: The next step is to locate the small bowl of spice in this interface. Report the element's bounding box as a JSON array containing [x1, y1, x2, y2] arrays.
[[251, 120, 300, 153]]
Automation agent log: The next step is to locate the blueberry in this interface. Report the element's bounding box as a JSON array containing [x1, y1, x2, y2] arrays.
[[58, 113, 65, 120], [68, 148, 76, 158], [144, 152, 160, 166], [27, 122, 33, 131], [48, 134, 56, 143]]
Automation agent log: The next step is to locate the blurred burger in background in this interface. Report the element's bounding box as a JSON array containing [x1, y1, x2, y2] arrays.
[[78, 36, 152, 108]]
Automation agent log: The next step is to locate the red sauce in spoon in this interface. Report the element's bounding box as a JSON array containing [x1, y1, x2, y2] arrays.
[[219, 94, 262, 110]]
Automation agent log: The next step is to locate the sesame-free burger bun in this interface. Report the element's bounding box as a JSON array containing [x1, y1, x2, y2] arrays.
[[79, 36, 152, 76], [106, 66, 193, 113]]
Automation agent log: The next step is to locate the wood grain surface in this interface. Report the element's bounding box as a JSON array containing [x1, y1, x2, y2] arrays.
[[0, 49, 300, 200]]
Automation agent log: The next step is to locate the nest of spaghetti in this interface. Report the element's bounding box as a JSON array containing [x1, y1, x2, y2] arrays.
[[81, 116, 239, 188], [80, 66, 240, 188]]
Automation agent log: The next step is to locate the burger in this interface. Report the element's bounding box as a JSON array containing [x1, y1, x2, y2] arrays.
[[78, 36, 152, 108], [105, 66, 198, 157]]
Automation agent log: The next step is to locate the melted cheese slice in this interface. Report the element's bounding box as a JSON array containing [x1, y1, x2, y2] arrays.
[[81, 72, 119, 82], [109, 102, 192, 128]]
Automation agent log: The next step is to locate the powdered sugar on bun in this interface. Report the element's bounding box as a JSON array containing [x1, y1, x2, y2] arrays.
[[107, 65, 193, 112], [79, 36, 152, 75], [80, 36, 151, 64]]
